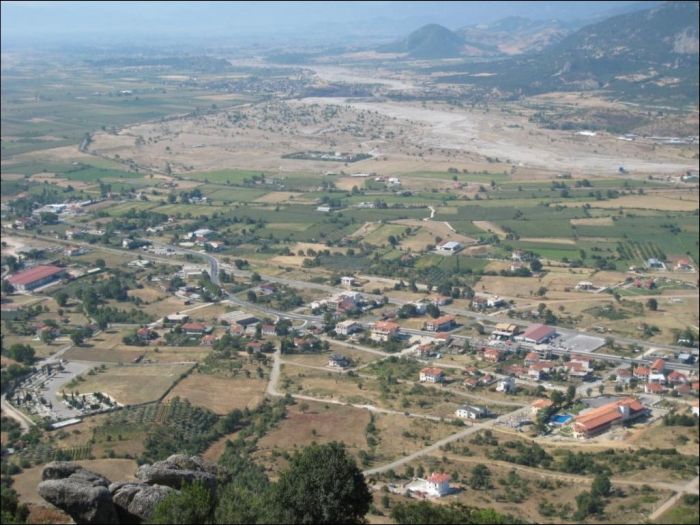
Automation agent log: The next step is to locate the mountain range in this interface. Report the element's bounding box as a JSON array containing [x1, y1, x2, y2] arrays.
[[424, 1, 699, 104]]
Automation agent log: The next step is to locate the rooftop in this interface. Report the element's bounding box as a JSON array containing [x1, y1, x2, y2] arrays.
[[522, 323, 555, 341], [8, 265, 64, 286]]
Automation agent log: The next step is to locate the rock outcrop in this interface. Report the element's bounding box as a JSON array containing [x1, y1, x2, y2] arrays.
[[37, 463, 118, 525], [37, 455, 217, 524], [109, 481, 175, 523], [135, 454, 220, 491]]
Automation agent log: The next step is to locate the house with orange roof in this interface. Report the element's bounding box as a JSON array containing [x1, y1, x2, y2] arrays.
[[482, 347, 504, 363], [419, 367, 445, 383], [371, 320, 400, 342], [645, 382, 667, 395], [650, 358, 666, 374], [633, 366, 650, 381], [667, 370, 688, 385], [572, 397, 646, 439], [531, 398, 554, 415], [425, 315, 456, 332]]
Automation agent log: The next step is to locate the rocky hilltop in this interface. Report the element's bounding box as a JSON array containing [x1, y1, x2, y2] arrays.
[[37, 455, 228, 524]]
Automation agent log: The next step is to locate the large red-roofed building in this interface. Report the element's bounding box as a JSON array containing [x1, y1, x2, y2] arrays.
[[7, 265, 65, 291], [572, 397, 646, 439], [520, 324, 556, 344]]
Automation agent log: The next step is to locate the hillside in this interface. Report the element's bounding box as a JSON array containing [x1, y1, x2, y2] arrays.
[[434, 1, 700, 105], [379, 23, 469, 59], [457, 17, 572, 55]]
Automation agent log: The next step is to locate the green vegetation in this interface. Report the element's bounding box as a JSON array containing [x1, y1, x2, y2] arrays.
[[390, 501, 522, 524], [152, 441, 372, 524]]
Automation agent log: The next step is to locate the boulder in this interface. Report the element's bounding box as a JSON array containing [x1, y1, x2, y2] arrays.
[[42, 461, 85, 480], [135, 454, 218, 491], [38, 478, 118, 524], [110, 482, 175, 523], [38, 463, 118, 524]]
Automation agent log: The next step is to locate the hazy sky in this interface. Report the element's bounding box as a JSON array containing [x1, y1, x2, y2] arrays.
[[1, 1, 656, 46]]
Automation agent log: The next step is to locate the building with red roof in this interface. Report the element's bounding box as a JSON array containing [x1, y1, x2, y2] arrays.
[[645, 383, 666, 395], [520, 324, 556, 344], [7, 265, 65, 291], [371, 320, 400, 342], [425, 472, 451, 497], [650, 358, 666, 373], [419, 367, 445, 383], [425, 315, 456, 332], [667, 370, 688, 384], [482, 347, 504, 363], [531, 398, 554, 415], [182, 322, 207, 334], [572, 397, 646, 439]]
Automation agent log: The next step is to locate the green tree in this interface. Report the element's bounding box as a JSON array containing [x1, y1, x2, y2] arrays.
[[55, 292, 69, 307], [151, 481, 213, 524], [95, 258, 106, 268], [591, 472, 611, 498], [565, 384, 576, 404], [270, 441, 371, 524], [573, 490, 603, 520], [6, 344, 35, 364], [469, 464, 491, 490], [70, 332, 84, 346], [530, 259, 543, 272], [646, 298, 658, 311], [550, 390, 564, 406]]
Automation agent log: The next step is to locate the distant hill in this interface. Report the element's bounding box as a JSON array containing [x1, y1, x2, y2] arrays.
[[435, 1, 700, 104], [379, 24, 468, 59], [457, 16, 572, 55]]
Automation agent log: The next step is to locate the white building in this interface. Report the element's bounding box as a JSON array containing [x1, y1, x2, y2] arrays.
[[424, 473, 450, 497], [335, 320, 361, 336], [412, 301, 428, 315], [436, 241, 463, 255], [496, 377, 515, 393], [341, 276, 355, 288], [455, 405, 487, 420], [487, 296, 506, 308]]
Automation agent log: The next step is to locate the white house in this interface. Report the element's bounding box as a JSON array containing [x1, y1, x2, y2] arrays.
[[340, 276, 355, 287], [436, 241, 463, 255], [496, 377, 515, 393], [335, 320, 361, 336], [455, 405, 487, 420], [487, 296, 506, 308], [419, 367, 445, 383], [424, 472, 451, 497]]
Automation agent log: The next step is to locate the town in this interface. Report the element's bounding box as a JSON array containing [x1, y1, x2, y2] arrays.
[[1, 1, 699, 524]]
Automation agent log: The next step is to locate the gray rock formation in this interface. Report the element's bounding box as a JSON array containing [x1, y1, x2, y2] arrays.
[[37, 463, 118, 524], [110, 482, 174, 523], [38, 455, 220, 524], [135, 454, 219, 491]]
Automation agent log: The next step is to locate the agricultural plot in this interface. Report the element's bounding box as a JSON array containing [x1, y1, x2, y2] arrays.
[[163, 371, 268, 414], [69, 363, 194, 405]]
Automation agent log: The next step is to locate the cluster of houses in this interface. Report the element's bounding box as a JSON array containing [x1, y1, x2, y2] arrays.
[[619, 358, 699, 396], [470, 295, 507, 311], [310, 291, 379, 316], [181, 228, 225, 251]]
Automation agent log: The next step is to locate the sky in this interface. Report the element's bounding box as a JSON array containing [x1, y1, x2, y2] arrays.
[[1, 1, 657, 47]]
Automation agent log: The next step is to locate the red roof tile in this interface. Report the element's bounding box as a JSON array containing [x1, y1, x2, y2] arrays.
[[8, 265, 64, 286]]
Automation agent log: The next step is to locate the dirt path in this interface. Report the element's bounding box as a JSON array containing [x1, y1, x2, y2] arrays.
[[362, 406, 530, 476], [648, 476, 700, 521], [1, 394, 34, 433]]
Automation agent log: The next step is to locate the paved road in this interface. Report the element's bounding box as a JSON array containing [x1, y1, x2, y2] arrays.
[[15, 232, 699, 370]]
